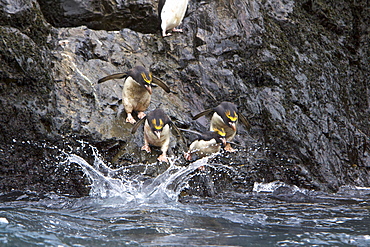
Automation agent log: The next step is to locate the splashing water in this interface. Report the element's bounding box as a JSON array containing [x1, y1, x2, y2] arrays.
[[67, 147, 231, 204], [3, 140, 370, 246], [2, 145, 370, 246]]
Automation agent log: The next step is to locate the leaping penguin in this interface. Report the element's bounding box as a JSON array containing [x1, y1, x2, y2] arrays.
[[158, 0, 189, 37], [183, 127, 227, 161], [98, 66, 170, 124], [192, 102, 251, 152], [131, 108, 183, 163]]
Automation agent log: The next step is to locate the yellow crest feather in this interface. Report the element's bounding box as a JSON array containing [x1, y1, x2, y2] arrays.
[[141, 72, 152, 84], [151, 118, 164, 130], [225, 110, 238, 122], [213, 127, 226, 137]]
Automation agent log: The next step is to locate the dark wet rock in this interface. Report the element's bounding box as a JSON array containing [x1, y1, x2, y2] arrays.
[[0, 0, 51, 46], [38, 0, 160, 33], [271, 185, 311, 203], [0, 0, 369, 197]]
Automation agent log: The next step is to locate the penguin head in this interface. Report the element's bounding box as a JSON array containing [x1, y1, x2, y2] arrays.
[[129, 66, 153, 94], [147, 109, 170, 139], [225, 109, 238, 131], [216, 102, 238, 131]]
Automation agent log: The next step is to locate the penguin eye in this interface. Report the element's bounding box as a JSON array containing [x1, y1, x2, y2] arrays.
[[225, 110, 238, 122], [151, 119, 164, 130], [141, 72, 152, 84]]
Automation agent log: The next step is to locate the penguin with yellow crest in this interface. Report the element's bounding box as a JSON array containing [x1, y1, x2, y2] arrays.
[[132, 108, 183, 163], [98, 66, 170, 124], [192, 102, 250, 152], [183, 127, 227, 161]]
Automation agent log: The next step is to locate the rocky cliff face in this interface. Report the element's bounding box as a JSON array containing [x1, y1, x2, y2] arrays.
[[0, 0, 369, 196]]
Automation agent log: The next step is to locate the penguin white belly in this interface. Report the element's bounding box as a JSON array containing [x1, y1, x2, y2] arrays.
[[144, 122, 170, 149], [189, 139, 220, 158], [210, 113, 236, 141], [122, 77, 151, 113], [161, 0, 188, 32]]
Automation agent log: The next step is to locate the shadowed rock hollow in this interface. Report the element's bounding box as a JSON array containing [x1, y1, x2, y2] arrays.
[[0, 0, 369, 197]]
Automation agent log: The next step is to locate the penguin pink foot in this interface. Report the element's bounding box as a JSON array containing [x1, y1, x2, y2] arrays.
[[224, 143, 236, 152], [184, 152, 191, 161], [162, 31, 172, 37], [137, 112, 146, 119], [141, 144, 151, 153], [172, 28, 183, 33], [157, 154, 168, 163], [126, 113, 136, 124]]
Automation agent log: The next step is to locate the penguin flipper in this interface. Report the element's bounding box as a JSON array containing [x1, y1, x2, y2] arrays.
[[98, 73, 128, 84], [179, 128, 203, 137], [239, 113, 251, 130], [192, 109, 213, 120], [131, 116, 147, 134], [152, 77, 170, 93]]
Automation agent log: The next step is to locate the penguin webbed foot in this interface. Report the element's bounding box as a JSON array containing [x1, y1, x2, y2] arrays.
[[137, 112, 146, 119], [172, 28, 183, 33], [157, 154, 168, 163], [141, 144, 151, 153], [162, 28, 183, 37], [198, 165, 206, 171], [224, 143, 236, 152], [162, 32, 172, 37], [126, 113, 136, 124], [184, 152, 192, 161]]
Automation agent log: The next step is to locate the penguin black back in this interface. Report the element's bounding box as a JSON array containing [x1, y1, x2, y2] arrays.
[[158, 0, 165, 21], [201, 130, 226, 144], [180, 127, 226, 144]]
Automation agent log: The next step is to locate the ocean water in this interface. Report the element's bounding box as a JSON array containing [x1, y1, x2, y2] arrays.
[[1, 149, 370, 246]]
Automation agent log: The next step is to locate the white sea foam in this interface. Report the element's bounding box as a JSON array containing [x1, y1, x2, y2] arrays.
[[67, 149, 223, 204]]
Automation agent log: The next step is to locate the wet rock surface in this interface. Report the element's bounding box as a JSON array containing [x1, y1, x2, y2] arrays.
[[0, 0, 369, 197]]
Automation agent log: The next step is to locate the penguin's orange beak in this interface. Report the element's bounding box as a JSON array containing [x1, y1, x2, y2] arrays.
[[145, 85, 152, 94], [229, 122, 236, 131]]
